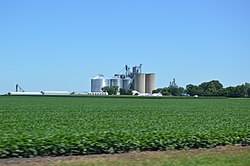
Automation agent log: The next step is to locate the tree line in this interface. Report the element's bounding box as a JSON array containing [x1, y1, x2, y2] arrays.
[[154, 80, 250, 98], [102, 80, 250, 97]]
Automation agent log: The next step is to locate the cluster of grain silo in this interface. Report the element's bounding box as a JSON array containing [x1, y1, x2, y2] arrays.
[[91, 75, 133, 92], [91, 65, 156, 94], [134, 73, 156, 93]]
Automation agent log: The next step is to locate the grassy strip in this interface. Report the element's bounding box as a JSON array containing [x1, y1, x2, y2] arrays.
[[2, 146, 250, 166], [62, 147, 250, 166]]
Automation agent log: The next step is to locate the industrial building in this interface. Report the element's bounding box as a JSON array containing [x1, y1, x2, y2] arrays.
[[7, 85, 70, 96], [8, 66, 156, 96], [7, 91, 70, 96], [91, 65, 156, 94]]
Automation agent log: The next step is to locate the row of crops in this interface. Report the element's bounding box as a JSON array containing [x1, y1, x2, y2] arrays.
[[0, 96, 250, 158]]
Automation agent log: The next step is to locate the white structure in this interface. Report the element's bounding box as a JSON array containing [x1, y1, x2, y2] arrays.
[[152, 93, 163, 96], [8, 92, 43, 95], [88, 92, 108, 95], [131, 90, 163, 97], [91, 74, 110, 92], [41, 91, 70, 95], [110, 77, 123, 90], [8, 91, 70, 96], [138, 93, 151, 96]]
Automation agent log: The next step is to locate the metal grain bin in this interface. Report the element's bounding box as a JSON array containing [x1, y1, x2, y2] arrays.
[[123, 77, 133, 90], [110, 78, 123, 89], [91, 74, 110, 92]]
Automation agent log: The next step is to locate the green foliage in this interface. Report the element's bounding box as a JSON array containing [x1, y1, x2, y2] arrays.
[[186, 84, 202, 96], [119, 88, 133, 95], [186, 80, 223, 96], [222, 83, 249, 97], [152, 87, 184, 96], [199, 80, 223, 96], [168, 87, 184, 96], [0, 96, 250, 158], [186, 81, 250, 97], [102, 86, 119, 95]]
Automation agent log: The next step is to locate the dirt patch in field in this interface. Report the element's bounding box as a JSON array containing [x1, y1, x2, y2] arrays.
[[1, 145, 250, 166]]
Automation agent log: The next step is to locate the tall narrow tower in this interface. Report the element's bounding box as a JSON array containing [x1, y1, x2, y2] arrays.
[[134, 73, 146, 93], [145, 74, 156, 93]]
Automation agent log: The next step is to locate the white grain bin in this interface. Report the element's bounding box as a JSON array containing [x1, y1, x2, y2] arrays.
[[123, 77, 133, 90], [110, 77, 123, 90], [91, 74, 110, 92]]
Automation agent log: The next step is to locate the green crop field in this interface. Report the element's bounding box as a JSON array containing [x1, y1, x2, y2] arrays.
[[0, 96, 250, 158]]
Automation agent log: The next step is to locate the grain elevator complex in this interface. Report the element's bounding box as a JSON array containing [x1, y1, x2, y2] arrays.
[[6, 64, 157, 96], [91, 65, 156, 94]]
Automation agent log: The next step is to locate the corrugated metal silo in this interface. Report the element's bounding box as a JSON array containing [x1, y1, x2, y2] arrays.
[[110, 78, 123, 89], [91, 74, 110, 92], [145, 73, 156, 94], [134, 74, 146, 93], [123, 77, 133, 90]]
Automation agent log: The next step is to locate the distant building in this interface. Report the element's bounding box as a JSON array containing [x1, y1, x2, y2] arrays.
[[90, 65, 156, 94]]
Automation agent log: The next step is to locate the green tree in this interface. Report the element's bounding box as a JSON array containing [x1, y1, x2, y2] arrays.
[[186, 81, 249, 98], [119, 88, 132, 95], [235, 84, 248, 97], [152, 88, 170, 96], [222, 83, 249, 97], [223, 86, 236, 97], [245, 83, 250, 98], [186, 84, 202, 96], [199, 80, 223, 96], [168, 87, 184, 96], [153, 87, 184, 96], [102, 86, 119, 95], [161, 87, 170, 96], [152, 88, 163, 94]]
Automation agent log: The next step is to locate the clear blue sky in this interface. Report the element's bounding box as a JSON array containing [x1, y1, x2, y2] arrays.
[[0, 0, 249, 94]]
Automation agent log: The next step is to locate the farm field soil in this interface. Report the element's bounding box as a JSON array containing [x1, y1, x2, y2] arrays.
[[0, 96, 250, 158], [1, 145, 250, 166]]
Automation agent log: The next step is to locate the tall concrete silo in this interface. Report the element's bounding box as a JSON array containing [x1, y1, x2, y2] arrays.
[[134, 73, 145, 93], [145, 73, 156, 94], [91, 74, 110, 92]]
